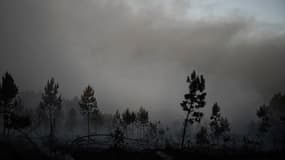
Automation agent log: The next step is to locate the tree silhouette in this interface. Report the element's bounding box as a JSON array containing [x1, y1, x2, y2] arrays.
[[130, 111, 136, 137], [111, 127, 125, 149], [122, 108, 132, 126], [40, 78, 62, 138], [256, 93, 285, 147], [210, 103, 230, 145], [268, 92, 285, 121], [0, 72, 19, 136], [130, 111, 136, 124], [256, 104, 271, 134], [180, 71, 206, 149], [113, 109, 122, 128], [196, 126, 209, 146], [145, 121, 166, 148], [36, 103, 49, 133], [122, 108, 138, 137], [8, 98, 31, 131], [65, 107, 77, 134], [137, 106, 149, 138], [91, 110, 103, 130], [79, 85, 98, 144], [137, 106, 149, 125]]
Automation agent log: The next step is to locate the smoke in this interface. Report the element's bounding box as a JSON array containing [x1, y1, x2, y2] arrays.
[[1, 0, 285, 132]]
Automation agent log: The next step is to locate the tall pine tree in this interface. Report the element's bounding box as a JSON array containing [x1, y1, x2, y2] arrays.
[[79, 85, 98, 144], [210, 103, 230, 145], [0, 72, 18, 136], [40, 78, 62, 138], [180, 70, 206, 149], [137, 107, 149, 138]]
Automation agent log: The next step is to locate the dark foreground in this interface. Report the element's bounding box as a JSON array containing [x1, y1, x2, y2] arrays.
[[0, 139, 284, 160]]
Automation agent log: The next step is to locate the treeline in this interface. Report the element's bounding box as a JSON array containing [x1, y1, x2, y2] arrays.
[[0, 71, 284, 154]]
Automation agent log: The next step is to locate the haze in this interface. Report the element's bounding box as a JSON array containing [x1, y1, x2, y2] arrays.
[[1, 0, 285, 132]]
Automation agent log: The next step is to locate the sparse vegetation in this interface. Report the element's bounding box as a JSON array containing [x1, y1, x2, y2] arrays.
[[0, 71, 284, 160]]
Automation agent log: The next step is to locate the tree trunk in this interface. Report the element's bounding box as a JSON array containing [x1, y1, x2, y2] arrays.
[[87, 112, 90, 144], [53, 116, 56, 137], [2, 103, 7, 136], [142, 125, 144, 139], [3, 112, 6, 136], [7, 111, 10, 136], [49, 110, 53, 138], [7, 107, 11, 136], [181, 112, 190, 149], [217, 136, 220, 146]]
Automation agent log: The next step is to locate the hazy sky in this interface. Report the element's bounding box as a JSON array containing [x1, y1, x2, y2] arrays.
[[1, 0, 285, 131]]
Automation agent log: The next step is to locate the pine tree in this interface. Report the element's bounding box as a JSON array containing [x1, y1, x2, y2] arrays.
[[111, 127, 125, 149], [0, 72, 19, 136], [79, 85, 98, 144], [122, 108, 131, 137], [137, 106, 149, 138], [196, 126, 209, 146], [137, 106, 149, 125], [113, 109, 122, 128], [256, 104, 271, 133], [130, 111, 137, 124], [122, 108, 137, 137], [210, 103, 230, 145], [40, 78, 62, 138], [9, 98, 31, 131], [122, 108, 132, 126], [180, 71, 206, 149]]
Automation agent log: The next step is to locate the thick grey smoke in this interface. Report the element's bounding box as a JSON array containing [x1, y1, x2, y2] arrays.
[[1, 0, 285, 132]]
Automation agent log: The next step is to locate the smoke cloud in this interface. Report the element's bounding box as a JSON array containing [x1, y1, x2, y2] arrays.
[[1, 0, 285, 132]]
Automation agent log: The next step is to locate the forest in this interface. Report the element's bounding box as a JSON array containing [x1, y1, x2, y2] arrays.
[[0, 71, 284, 160]]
